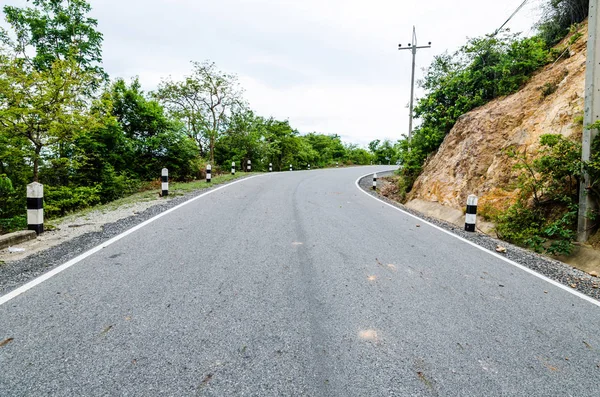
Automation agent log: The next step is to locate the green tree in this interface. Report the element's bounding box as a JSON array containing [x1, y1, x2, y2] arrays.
[[2, 0, 104, 76], [156, 61, 244, 164], [0, 55, 103, 182]]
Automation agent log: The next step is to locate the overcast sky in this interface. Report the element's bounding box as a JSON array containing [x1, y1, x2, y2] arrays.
[[5, 0, 545, 146]]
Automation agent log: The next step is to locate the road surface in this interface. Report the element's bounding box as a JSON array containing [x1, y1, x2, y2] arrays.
[[1, 166, 600, 396]]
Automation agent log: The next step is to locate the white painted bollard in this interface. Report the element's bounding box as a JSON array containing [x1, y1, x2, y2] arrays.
[[372, 173, 377, 190], [27, 182, 44, 235], [308, 164, 311, 170], [206, 164, 212, 183], [269, 163, 273, 172], [290, 164, 293, 171], [247, 160, 251, 172], [465, 195, 478, 232], [336, 162, 339, 168], [161, 168, 168, 197], [231, 161, 235, 175]]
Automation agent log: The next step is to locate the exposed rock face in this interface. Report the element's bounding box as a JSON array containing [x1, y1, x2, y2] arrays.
[[407, 25, 587, 215]]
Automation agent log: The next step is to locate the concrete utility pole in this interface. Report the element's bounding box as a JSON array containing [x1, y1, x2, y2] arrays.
[[578, 0, 600, 242], [398, 26, 431, 143]]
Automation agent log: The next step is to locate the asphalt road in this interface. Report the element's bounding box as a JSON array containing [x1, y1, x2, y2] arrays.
[[1, 166, 600, 396]]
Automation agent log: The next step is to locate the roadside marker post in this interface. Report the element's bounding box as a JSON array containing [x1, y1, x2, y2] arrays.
[[247, 160, 251, 172], [290, 164, 293, 171], [27, 182, 44, 235], [231, 161, 235, 175], [269, 163, 272, 172], [161, 168, 168, 197], [336, 162, 339, 168], [308, 164, 311, 170], [372, 173, 377, 190], [465, 195, 478, 232], [206, 164, 212, 183]]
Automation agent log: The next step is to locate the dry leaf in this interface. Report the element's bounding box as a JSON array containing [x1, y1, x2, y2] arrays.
[[496, 245, 507, 253], [0, 338, 14, 347]]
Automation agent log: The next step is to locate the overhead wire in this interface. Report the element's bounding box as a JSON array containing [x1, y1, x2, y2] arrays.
[[492, 0, 530, 36]]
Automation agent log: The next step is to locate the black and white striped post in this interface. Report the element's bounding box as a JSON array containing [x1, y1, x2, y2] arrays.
[[247, 160, 251, 172], [465, 195, 478, 232], [269, 163, 273, 172], [308, 164, 310, 170], [372, 173, 377, 190], [206, 164, 212, 183], [231, 161, 235, 175], [27, 182, 44, 235], [161, 168, 168, 197], [290, 164, 293, 171]]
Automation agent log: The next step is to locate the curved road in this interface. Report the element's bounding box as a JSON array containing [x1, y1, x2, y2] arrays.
[[1, 166, 600, 396]]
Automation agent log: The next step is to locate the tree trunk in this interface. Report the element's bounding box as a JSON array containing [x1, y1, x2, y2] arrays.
[[33, 145, 42, 182]]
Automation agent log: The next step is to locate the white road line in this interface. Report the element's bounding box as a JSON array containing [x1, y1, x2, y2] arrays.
[[355, 172, 600, 309], [0, 175, 265, 306]]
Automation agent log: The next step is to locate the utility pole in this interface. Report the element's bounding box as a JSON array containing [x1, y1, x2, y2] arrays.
[[398, 26, 431, 143], [578, 0, 600, 242]]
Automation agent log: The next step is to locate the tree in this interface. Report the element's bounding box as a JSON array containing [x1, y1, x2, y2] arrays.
[[108, 78, 199, 180], [0, 55, 102, 181], [2, 0, 104, 76], [156, 61, 244, 164]]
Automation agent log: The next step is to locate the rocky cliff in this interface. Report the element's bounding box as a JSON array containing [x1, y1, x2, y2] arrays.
[[406, 24, 588, 216]]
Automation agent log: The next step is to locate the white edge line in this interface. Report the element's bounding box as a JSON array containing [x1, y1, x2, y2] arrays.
[[0, 175, 265, 306], [355, 172, 600, 309]]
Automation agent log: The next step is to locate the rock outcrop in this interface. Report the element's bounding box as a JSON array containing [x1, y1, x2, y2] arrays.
[[406, 24, 588, 216]]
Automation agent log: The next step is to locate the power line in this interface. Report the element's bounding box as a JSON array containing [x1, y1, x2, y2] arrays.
[[493, 0, 529, 36]]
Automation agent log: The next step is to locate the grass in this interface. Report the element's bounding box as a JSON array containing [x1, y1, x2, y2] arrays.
[[46, 172, 259, 226], [170, 172, 255, 194]]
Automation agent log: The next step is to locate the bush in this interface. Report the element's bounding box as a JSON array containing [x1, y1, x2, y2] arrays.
[[494, 135, 581, 255], [397, 32, 550, 187], [537, 0, 589, 47], [44, 185, 102, 218]]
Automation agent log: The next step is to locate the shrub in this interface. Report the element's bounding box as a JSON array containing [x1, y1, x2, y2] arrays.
[[494, 135, 582, 255], [44, 185, 102, 218]]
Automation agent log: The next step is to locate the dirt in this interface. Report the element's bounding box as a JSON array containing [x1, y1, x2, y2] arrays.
[[0, 198, 164, 263], [396, 21, 600, 277]]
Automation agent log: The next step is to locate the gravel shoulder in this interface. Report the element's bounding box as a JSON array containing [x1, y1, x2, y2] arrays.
[[359, 172, 600, 302], [0, 174, 259, 296]]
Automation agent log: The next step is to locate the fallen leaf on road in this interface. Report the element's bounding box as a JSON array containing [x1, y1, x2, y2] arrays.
[[583, 341, 592, 349], [416, 224, 421, 228], [570, 283, 577, 288], [367, 275, 377, 281], [0, 338, 14, 347], [100, 325, 113, 336], [496, 246, 507, 253]]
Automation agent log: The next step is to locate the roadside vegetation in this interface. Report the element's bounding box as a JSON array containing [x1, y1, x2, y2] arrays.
[[383, 0, 596, 255], [0, 0, 381, 234]]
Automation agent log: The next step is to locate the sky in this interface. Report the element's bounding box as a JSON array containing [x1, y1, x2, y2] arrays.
[[4, 0, 545, 146]]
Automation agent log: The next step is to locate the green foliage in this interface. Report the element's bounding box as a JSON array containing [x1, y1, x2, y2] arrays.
[[541, 82, 558, 97], [0, 3, 378, 233], [494, 135, 582, 255], [537, 0, 589, 47], [2, 0, 105, 76], [155, 61, 244, 164], [394, 31, 551, 198], [44, 185, 102, 218]]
